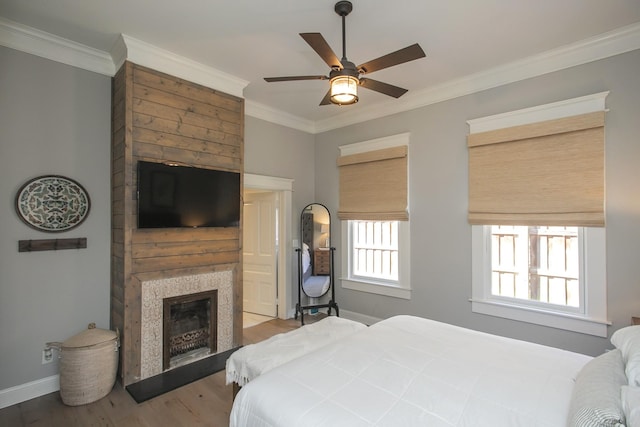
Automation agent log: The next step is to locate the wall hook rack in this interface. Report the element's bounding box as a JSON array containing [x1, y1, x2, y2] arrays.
[[18, 238, 87, 252]]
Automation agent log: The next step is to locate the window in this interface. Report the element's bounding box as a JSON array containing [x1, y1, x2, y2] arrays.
[[351, 220, 398, 281], [342, 219, 410, 299], [472, 225, 607, 337], [337, 133, 411, 299], [490, 226, 580, 309], [467, 93, 609, 337]]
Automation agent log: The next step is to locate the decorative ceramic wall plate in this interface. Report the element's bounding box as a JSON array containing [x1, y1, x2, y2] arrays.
[[15, 175, 91, 232]]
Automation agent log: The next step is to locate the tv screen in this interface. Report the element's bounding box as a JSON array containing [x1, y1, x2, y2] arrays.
[[137, 161, 240, 229]]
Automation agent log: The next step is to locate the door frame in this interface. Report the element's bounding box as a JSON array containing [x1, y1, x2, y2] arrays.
[[244, 173, 293, 319]]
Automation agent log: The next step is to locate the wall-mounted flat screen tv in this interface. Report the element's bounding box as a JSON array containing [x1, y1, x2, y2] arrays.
[[137, 161, 240, 229]]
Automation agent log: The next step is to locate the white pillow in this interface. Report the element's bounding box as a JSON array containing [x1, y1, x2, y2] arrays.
[[622, 386, 640, 427], [611, 325, 640, 386], [567, 349, 627, 427]]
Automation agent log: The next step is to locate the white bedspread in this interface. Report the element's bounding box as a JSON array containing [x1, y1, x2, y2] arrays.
[[230, 315, 592, 427], [226, 316, 366, 386]]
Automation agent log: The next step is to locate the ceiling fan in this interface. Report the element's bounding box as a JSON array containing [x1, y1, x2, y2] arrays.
[[264, 0, 426, 106]]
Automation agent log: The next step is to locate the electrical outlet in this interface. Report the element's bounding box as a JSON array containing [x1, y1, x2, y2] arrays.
[[42, 347, 54, 364]]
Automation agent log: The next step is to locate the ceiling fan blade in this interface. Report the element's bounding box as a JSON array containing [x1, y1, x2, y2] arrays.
[[319, 90, 332, 106], [300, 33, 343, 69], [264, 75, 328, 82], [357, 43, 426, 74], [359, 78, 408, 98]]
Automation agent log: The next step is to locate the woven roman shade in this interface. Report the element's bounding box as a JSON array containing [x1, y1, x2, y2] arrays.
[[337, 145, 408, 221], [468, 111, 605, 227]]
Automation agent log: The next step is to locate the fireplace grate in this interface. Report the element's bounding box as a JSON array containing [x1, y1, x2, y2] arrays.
[[169, 327, 210, 357]]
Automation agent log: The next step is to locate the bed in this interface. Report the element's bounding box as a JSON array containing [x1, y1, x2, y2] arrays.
[[230, 315, 638, 427]]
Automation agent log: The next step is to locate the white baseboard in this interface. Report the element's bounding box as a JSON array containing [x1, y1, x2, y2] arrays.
[[0, 375, 59, 409]]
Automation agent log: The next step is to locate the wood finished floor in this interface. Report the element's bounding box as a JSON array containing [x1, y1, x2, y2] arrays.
[[0, 316, 325, 427]]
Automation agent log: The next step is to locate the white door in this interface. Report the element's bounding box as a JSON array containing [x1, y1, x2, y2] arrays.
[[243, 191, 278, 316]]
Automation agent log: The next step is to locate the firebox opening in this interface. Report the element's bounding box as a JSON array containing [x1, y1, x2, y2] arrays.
[[163, 290, 218, 371]]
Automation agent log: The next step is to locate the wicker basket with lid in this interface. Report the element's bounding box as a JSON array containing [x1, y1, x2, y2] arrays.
[[48, 323, 119, 406]]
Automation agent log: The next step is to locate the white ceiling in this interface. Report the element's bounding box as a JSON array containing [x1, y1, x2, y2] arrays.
[[1, 0, 640, 131]]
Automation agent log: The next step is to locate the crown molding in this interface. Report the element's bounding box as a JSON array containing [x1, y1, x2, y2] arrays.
[[314, 21, 640, 133], [0, 17, 115, 75], [2, 17, 639, 133], [244, 100, 316, 133], [112, 34, 248, 98]]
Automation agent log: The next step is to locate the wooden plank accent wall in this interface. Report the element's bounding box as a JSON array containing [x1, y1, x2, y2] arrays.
[[111, 62, 244, 386]]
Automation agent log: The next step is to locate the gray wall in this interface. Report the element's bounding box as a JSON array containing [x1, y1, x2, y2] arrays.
[[0, 49, 317, 391], [0, 47, 112, 390], [315, 49, 640, 357], [244, 115, 316, 211], [244, 115, 316, 312]]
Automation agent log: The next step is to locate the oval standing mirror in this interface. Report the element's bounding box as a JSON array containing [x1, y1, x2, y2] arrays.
[[300, 203, 331, 298]]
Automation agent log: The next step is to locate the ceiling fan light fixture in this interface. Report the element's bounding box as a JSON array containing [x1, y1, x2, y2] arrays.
[[264, 1, 425, 106], [330, 75, 359, 105]]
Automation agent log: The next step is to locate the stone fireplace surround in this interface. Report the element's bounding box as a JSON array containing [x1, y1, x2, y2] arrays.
[[140, 271, 233, 380]]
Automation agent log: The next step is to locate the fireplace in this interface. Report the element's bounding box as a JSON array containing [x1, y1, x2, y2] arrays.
[[163, 290, 217, 370], [140, 271, 233, 380]]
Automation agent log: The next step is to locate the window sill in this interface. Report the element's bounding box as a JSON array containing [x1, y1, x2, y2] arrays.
[[341, 278, 411, 300], [470, 298, 610, 337]]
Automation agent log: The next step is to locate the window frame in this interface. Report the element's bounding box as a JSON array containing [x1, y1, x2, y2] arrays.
[[471, 225, 609, 337], [341, 219, 411, 299]]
